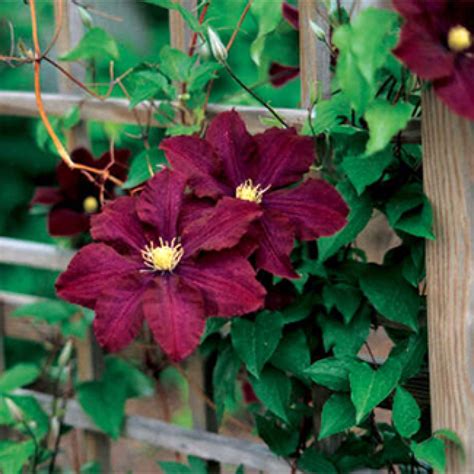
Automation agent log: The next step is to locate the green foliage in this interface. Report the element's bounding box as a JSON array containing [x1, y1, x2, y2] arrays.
[[411, 438, 446, 473], [159, 455, 208, 474], [319, 394, 356, 439], [60, 27, 119, 61], [76, 356, 153, 439], [392, 387, 421, 438], [0, 364, 40, 393], [0, 440, 35, 474], [122, 149, 167, 189]]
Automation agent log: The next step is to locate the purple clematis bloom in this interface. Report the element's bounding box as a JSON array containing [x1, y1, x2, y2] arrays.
[[393, 0, 474, 121], [161, 111, 349, 279], [32, 147, 130, 237], [56, 169, 265, 361]]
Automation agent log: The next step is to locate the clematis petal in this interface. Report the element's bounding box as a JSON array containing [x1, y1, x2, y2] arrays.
[[143, 275, 205, 362], [91, 196, 146, 253], [392, 0, 446, 17], [254, 128, 315, 188], [265, 178, 348, 240], [205, 110, 256, 187], [57, 148, 96, 200], [95, 148, 131, 182], [56, 243, 142, 308], [393, 21, 454, 80], [48, 206, 90, 237], [94, 273, 147, 352], [269, 62, 300, 87], [434, 57, 474, 122], [178, 251, 266, 316], [181, 197, 262, 257], [136, 169, 186, 241], [282, 1, 299, 30], [254, 210, 299, 279], [31, 187, 63, 206], [161, 135, 226, 199]]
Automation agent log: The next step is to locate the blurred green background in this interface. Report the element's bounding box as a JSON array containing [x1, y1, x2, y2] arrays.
[[0, 0, 300, 297]]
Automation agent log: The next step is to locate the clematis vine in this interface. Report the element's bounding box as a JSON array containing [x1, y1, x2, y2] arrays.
[[56, 169, 265, 361], [32, 147, 130, 237], [393, 0, 474, 121], [161, 111, 348, 279]]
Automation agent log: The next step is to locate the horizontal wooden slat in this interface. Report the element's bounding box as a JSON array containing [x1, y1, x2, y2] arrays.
[[0, 237, 74, 271], [15, 388, 291, 472], [0, 91, 421, 141]]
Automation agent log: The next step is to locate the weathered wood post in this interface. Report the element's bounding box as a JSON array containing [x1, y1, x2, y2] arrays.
[[422, 89, 474, 471]]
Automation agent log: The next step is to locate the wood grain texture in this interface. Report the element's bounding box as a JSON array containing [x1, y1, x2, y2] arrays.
[[422, 89, 474, 472], [298, 0, 331, 104], [15, 389, 291, 472]]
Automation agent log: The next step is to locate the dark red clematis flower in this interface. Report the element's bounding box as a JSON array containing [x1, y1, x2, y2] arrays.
[[56, 169, 265, 361], [393, 0, 474, 121], [31, 147, 130, 237], [283, 1, 299, 30], [161, 111, 349, 279]]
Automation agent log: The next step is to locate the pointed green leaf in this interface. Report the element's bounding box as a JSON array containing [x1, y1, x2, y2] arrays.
[[319, 393, 356, 439], [392, 387, 421, 438], [411, 438, 446, 473], [59, 27, 119, 61]]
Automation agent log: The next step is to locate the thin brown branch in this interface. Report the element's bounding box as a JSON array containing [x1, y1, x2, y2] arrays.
[[42, 0, 64, 58]]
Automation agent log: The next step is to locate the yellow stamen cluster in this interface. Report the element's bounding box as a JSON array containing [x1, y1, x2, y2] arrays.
[[141, 237, 184, 272], [83, 196, 99, 214], [448, 25, 472, 52], [235, 179, 270, 204]]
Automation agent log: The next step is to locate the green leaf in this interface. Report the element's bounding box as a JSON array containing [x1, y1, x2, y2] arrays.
[[349, 359, 401, 423], [280, 294, 318, 324], [304, 357, 355, 392], [0, 364, 40, 393], [60, 27, 119, 61], [309, 92, 351, 134], [388, 330, 427, 381], [318, 181, 372, 261], [250, 0, 283, 66], [365, 101, 413, 155], [270, 330, 310, 379], [122, 149, 167, 189], [187, 62, 220, 93], [76, 380, 126, 439], [63, 106, 81, 129], [144, 0, 202, 32], [80, 462, 102, 474], [13, 300, 78, 324], [341, 149, 394, 195], [434, 429, 463, 450], [159, 46, 195, 83], [0, 440, 35, 474], [359, 264, 420, 331], [392, 387, 421, 438], [255, 415, 299, 456], [231, 311, 283, 378], [297, 446, 338, 474], [128, 70, 169, 108], [158, 462, 193, 474], [319, 306, 370, 357], [250, 367, 291, 422], [322, 283, 362, 323], [411, 438, 446, 473], [319, 393, 356, 439], [213, 344, 241, 424], [188, 456, 208, 474]]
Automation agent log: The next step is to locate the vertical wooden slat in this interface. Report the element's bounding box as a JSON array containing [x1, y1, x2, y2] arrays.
[[422, 89, 474, 471], [55, 2, 111, 470], [298, 0, 331, 106]]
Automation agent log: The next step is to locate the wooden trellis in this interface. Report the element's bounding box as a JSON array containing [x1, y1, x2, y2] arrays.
[[0, 1, 472, 473]]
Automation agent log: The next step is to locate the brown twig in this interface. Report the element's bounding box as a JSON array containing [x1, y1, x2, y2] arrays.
[[42, 0, 64, 58], [188, 2, 210, 56]]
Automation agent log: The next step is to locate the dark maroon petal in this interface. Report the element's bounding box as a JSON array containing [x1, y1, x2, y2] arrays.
[[282, 1, 299, 30], [269, 62, 300, 87], [56, 161, 83, 202], [91, 196, 146, 253], [205, 110, 256, 187], [254, 128, 315, 188], [93, 273, 146, 352], [161, 135, 226, 199], [136, 169, 186, 241], [48, 206, 90, 237], [242, 380, 258, 403], [434, 57, 474, 121], [181, 197, 262, 257], [265, 178, 348, 240], [31, 187, 63, 206], [96, 149, 131, 182], [393, 22, 454, 80], [254, 210, 299, 279], [392, 0, 446, 18], [56, 243, 142, 308], [143, 275, 205, 362], [178, 251, 265, 316]]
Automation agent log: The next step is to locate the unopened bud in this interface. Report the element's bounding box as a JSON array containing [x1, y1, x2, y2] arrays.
[[177, 93, 191, 101], [58, 340, 74, 368], [309, 20, 326, 42], [50, 416, 60, 440], [5, 398, 23, 423], [78, 6, 93, 29], [207, 27, 228, 63]]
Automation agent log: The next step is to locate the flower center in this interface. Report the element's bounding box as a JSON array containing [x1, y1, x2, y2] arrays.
[[82, 196, 99, 214], [141, 238, 184, 272], [447, 25, 472, 52], [235, 179, 270, 204]]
